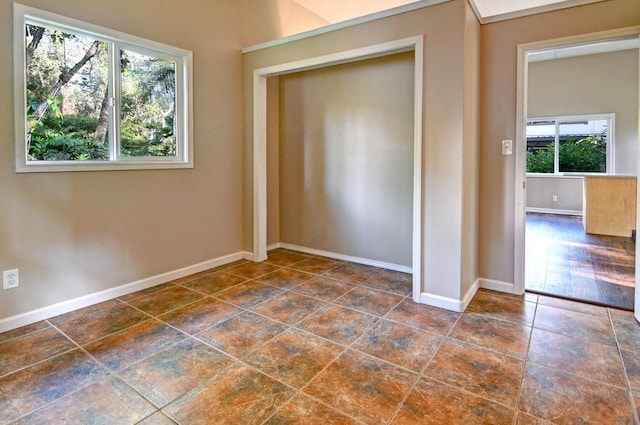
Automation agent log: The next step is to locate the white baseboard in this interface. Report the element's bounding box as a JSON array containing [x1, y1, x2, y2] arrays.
[[419, 279, 480, 313], [275, 243, 412, 274], [479, 278, 522, 295], [0, 252, 247, 334], [526, 207, 582, 216]]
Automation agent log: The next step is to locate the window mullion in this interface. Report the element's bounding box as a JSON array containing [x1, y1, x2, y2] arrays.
[[554, 121, 560, 174]]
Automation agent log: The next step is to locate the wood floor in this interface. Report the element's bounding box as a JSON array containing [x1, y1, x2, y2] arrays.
[[526, 212, 635, 311]]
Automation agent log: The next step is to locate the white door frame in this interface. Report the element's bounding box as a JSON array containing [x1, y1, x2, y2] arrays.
[[514, 27, 640, 314], [251, 35, 424, 302]]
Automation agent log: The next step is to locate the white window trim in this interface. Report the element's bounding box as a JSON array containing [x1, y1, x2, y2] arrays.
[[13, 3, 194, 172], [525, 113, 615, 176]]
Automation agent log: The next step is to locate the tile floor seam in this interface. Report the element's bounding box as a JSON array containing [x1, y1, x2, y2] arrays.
[[512, 300, 539, 424], [608, 309, 640, 425]]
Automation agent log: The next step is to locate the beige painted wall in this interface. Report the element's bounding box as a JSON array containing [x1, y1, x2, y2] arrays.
[[526, 176, 584, 212], [244, 0, 480, 302], [277, 53, 414, 267], [479, 0, 640, 284], [0, 0, 281, 322]]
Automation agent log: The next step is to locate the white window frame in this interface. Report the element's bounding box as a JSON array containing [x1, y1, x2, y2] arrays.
[[526, 113, 615, 176], [13, 3, 193, 172]]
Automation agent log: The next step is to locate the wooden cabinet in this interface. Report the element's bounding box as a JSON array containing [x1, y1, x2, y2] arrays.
[[583, 176, 636, 237]]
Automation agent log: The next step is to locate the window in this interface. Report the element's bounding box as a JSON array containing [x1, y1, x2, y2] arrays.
[[526, 114, 614, 174], [13, 4, 193, 172]]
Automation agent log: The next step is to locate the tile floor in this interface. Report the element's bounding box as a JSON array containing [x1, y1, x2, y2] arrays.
[[1, 248, 640, 424]]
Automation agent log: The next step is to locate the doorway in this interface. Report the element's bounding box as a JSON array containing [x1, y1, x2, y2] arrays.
[[515, 28, 640, 313]]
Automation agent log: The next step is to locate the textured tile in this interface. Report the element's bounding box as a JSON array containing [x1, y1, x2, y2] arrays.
[[264, 249, 310, 267], [386, 299, 460, 335], [528, 328, 626, 387], [515, 412, 555, 425], [612, 317, 640, 351], [16, 375, 155, 424], [214, 281, 283, 308], [537, 295, 609, 317], [449, 313, 531, 358], [127, 286, 204, 317], [0, 321, 49, 345], [305, 349, 417, 425], [118, 283, 176, 303], [255, 268, 315, 289], [534, 304, 616, 346], [119, 339, 234, 407], [467, 290, 536, 326], [158, 297, 240, 335], [181, 272, 247, 295], [0, 327, 75, 378], [290, 256, 343, 274], [244, 329, 342, 388], [352, 319, 442, 372], [164, 363, 294, 425], [620, 349, 640, 392], [214, 259, 249, 271], [0, 349, 108, 424], [196, 311, 288, 358], [292, 276, 355, 302], [391, 377, 514, 424], [362, 270, 412, 296], [85, 320, 185, 372], [49, 299, 149, 345], [424, 340, 525, 406], [137, 412, 178, 425], [265, 394, 361, 425], [518, 363, 635, 424], [297, 305, 379, 345], [225, 261, 281, 279], [252, 291, 326, 325], [334, 286, 404, 317], [609, 308, 637, 323], [323, 263, 381, 284]]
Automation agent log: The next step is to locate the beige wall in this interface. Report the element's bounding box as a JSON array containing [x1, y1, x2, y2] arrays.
[[244, 0, 480, 302], [0, 0, 281, 323], [479, 0, 640, 284], [526, 176, 584, 212], [277, 53, 414, 267]]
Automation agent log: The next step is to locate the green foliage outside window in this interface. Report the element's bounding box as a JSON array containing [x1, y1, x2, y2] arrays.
[[527, 135, 606, 173]]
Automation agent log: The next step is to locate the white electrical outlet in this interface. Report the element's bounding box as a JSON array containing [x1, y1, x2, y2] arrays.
[[3, 269, 19, 290]]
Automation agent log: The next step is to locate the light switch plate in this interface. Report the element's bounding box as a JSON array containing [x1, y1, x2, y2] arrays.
[[502, 140, 513, 155]]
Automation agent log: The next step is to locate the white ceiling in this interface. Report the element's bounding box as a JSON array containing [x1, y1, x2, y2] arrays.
[[292, 0, 607, 24]]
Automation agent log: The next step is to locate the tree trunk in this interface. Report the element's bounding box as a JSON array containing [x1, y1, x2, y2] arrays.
[[25, 25, 45, 71], [93, 89, 109, 145]]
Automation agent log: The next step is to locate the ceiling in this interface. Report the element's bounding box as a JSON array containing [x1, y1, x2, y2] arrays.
[[292, 0, 607, 25]]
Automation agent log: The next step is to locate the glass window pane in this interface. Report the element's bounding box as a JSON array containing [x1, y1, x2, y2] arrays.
[[558, 120, 607, 173], [526, 120, 554, 173], [25, 24, 109, 161], [119, 49, 177, 157]]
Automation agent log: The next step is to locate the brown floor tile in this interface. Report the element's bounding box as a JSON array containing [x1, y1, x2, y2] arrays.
[[265, 394, 361, 425], [252, 291, 326, 325], [289, 256, 344, 274], [467, 290, 536, 326], [0, 349, 108, 424], [127, 286, 204, 317], [386, 299, 460, 335], [196, 311, 288, 358], [118, 283, 176, 303], [612, 317, 640, 351], [180, 271, 247, 295], [214, 259, 250, 271], [0, 321, 49, 345], [620, 349, 640, 392], [0, 327, 76, 378], [528, 328, 626, 387], [158, 298, 241, 335], [297, 305, 379, 345], [515, 412, 555, 424], [49, 299, 149, 345], [137, 412, 177, 424], [305, 349, 417, 425], [264, 249, 311, 267], [255, 268, 315, 289], [449, 313, 531, 358], [292, 276, 355, 302], [352, 319, 442, 372], [518, 363, 635, 424], [85, 320, 185, 372], [424, 340, 525, 407], [533, 304, 616, 346], [164, 362, 294, 425], [244, 329, 343, 388], [323, 263, 382, 284], [362, 270, 412, 296], [391, 377, 514, 425], [334, 286, 404, 317], [118, 339, 234, 407], [537, 295, 609, 317], [15, 375, 155, 424], [634, 391, 640, 422], [225, 261, 281, 279], [214, 281, 283, 308], [609, 308, 637, 323]]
